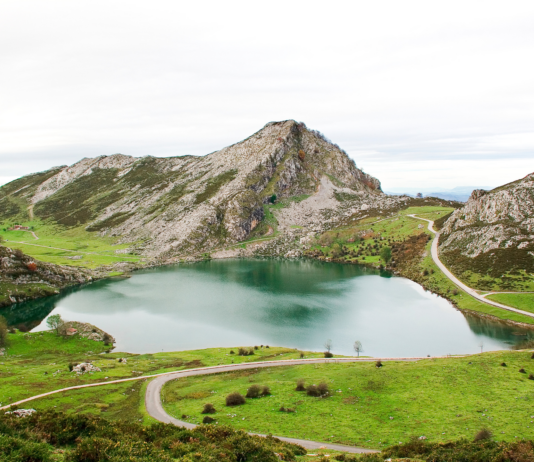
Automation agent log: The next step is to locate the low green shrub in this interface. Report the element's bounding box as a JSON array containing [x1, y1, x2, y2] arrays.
[[296, 379, 306, 391], [246, 385, 261, 398]]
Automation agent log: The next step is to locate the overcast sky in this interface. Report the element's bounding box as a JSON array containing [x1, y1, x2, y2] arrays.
[[1, 1, 533, 192]]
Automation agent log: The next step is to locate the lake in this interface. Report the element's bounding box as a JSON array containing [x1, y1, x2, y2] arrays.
[[3, 259, 530, 356]]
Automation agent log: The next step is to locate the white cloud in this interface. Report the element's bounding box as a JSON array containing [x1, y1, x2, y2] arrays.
[[0, 0, 533, 189]]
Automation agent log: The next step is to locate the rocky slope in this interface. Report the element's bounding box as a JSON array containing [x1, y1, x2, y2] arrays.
[[0, 245, 97, 307], [0, 121, 393, 261], [439, 173, 534, 285]]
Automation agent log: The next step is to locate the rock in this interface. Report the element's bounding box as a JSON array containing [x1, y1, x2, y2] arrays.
[[72, 362, 101, 374], [5, 409, 36, 417]]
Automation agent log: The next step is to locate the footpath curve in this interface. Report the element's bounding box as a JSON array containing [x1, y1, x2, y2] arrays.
[[408, 215, 534, 319]]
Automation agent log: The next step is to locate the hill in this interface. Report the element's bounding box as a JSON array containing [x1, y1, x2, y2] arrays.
[[0, 121, 394, 262], [439, 173, 534, 291]]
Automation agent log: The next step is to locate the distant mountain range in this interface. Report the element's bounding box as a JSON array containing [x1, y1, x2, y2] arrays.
[[385, 186, 495, 202]]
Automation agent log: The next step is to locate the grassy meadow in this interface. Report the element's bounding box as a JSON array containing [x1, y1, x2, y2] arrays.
[[162, 351, 534, 450], [0, 219, 142, 269]]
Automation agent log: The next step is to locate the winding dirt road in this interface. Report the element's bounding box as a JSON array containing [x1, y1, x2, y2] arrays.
[[409, 215, 534, 319]]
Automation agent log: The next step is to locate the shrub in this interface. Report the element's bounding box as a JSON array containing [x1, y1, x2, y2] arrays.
[[254, 346, 259, 350], [298, 149, 306, 161], [324, 351, 333, 358], [300, 352, 305, 359], [474, 428, 492, 441], [317, 382, 329, 396], [103, 333, 113, 346], [296, 379, 306, 391], [261, 386, 271, 396], [531, 352, 534, 359], [226, 392, 245, 406], [519, 368, 526, 373], [68, 362, 78, 372], [229, 350, 235, 355], [13, 249, 24, 259], [376, 360, 383, 368], [266, 345, 270, 348], [202, 416, 215, 424], [238, 347, 254, 356], [452, 289, 459, 295], [201, 403, 216, 414], [246, 385, 261, 398], [529, 374, 534, 380], [306, 384, 320, 397], [501, 362, 507, 367]]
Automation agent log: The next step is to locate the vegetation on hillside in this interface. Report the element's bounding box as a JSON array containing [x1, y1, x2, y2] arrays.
[[0, 410, 305, 461]]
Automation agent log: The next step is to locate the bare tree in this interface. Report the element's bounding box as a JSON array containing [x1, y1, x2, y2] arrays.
[[353, 341, 363, 357], [324, 339, 332, 353]]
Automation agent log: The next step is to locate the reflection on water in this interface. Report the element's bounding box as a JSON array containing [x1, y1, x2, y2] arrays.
[[1, 259, 530, 355]]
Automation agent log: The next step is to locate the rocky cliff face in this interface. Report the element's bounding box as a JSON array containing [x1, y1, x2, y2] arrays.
[[439, 173, 534, 282], [0, 121, 386, 260]]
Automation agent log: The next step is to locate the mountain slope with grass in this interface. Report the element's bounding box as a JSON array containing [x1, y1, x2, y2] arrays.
[[0, 121, 394, 262], [439, 173, 534, 291]]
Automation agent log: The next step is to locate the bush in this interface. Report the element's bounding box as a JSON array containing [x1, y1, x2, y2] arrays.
[[474, 428, 492, 441], [531, 352, 534, 359], [201, 403, 216, 414], [306, 385, 320, 397], [261, 386, 271, 396], [324, 351, 333, 358], [452, 289, 459, 295], [317, 382, 329, 396], [229, 350, 235, 354], [102, 333, 113, 346], [296, 379, 306, 391], [254, 345, 259, 350], [68, 362, 78, 372], [202, 416, 215, 424], [299, 352, 304, 359], [238, 347, 254, 356], [376, 360, 383, 368], [246, 385, 261, 398], [529, 374, 534, 380], [226, 392, 245, 406], [520, 368, 526, 373], [501, 362, 507, 367]]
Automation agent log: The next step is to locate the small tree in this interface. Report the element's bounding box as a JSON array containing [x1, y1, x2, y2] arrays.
[[324, 339, 332, 353], [0, 315, 8, 347], [353, 341, 363, 357], [379, 246, 392, 265], [46, 314, 64, 335]]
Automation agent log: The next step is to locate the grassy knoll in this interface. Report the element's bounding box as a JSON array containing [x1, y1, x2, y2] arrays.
[[0, 219, 142, 269], [487, 293, 534, 314], [162, 351, 534, 450], [0, 330, 323, 415]]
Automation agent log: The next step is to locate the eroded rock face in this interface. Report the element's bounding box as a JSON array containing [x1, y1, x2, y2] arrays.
[[439, 173, 534, 275]]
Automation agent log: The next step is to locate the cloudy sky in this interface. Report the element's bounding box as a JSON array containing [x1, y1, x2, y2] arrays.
[[1, 1, 533, 192]]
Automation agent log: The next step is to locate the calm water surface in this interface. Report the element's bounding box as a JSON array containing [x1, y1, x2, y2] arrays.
[[4, 259, 530, 356]]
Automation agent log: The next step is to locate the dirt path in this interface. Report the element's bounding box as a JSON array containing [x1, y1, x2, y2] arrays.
[[0, 356, 458, 453], [408, 215, 534, 318]]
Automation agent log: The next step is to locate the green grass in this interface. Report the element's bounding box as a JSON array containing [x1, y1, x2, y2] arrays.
[[0, 219, 142, 269], [162, 351, 534, 449], [487, 293, 534, 314], [0, 331, 323, 414]]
